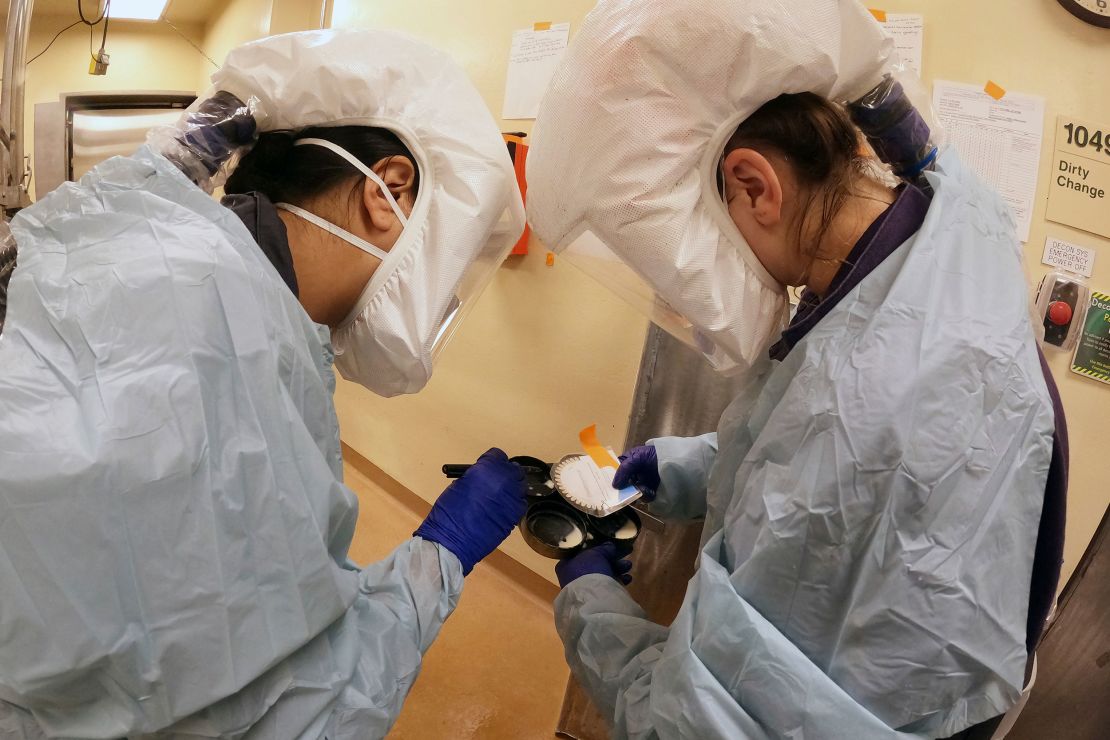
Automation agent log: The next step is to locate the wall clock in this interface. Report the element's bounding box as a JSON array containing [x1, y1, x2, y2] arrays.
[[1057, 0, 1110, 28]]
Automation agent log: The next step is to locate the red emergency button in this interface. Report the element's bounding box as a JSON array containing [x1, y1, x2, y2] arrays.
[[1048, 301, 1073, 326]]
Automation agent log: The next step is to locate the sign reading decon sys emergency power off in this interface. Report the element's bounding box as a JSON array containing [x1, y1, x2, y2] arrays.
[[1047, 115, 1110, 239], [1042, 236, 1096, 277]]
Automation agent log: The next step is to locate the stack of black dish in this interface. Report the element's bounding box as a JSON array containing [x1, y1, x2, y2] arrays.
[[443, 455, 641, 559]]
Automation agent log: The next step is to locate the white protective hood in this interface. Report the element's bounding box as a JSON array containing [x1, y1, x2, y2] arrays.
[[213, 30, 526, 396], [527, 0, 895, 372]]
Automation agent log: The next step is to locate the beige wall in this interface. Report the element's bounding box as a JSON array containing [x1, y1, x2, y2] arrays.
[[879, 0, 1110, 587], [21, 16, 206, 197], [196, 0, 272, 90], [328, 0, 1110, 586], [269, 0, 323, 36], [328, 0, 648, 583], [197, 0, 325, 90]]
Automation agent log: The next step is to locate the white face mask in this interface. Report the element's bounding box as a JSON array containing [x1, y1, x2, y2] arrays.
[[274, 135, 522, 398], [275, 137, 420, 394]]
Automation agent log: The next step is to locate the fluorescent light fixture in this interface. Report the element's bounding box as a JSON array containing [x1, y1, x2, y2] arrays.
[[109, 0, 170, 21]]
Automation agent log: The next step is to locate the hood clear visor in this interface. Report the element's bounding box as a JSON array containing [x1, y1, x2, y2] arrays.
[[428, 204, 522, 362], [561, 229, 740, 373]]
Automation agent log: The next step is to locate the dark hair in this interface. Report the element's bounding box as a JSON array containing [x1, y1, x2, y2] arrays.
[[225, 125, 420, 206], [722, 92, 867, 253]]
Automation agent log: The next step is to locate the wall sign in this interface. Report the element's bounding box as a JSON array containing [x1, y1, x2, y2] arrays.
[[1046, 115, 1110, 239], [1071, 292, 1110, 386]]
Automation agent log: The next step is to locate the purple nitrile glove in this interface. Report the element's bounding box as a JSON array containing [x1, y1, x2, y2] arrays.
[[414, 448, 526, 575], [555, 541, 633, 589], [613, 444, 659, 502]]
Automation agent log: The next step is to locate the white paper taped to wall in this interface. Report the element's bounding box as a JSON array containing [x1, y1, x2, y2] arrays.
[[933, 80, 1045, 242], [880, 14, 924, 76], [502, 22, 571, 120]]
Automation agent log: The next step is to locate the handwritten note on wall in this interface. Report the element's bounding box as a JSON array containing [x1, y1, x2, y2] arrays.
[[502, 22, 570, 120], [880, 13, 924, 76]]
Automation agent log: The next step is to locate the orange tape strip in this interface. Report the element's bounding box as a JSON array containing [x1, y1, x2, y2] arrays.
[[579, 424, 619, 470], [984, 80, 1006, 100], [546, 252, 555, 267], [534, 21, 552, 31], [869, 8, 887, 22]]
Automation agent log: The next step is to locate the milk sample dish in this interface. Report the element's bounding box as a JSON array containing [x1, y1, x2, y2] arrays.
[[442, 456, 642, 559]]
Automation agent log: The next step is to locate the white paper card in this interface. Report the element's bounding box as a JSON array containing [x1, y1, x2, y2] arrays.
[[502, 22, 571, 120], [555, 453, 640, 515], [881, 14, 924, 76], [932, 80, 1045, 242], [1042, 236, 1096, 277]]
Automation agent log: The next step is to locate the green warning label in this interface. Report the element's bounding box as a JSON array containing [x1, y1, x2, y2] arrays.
[[1072, 291, 1110, 386]]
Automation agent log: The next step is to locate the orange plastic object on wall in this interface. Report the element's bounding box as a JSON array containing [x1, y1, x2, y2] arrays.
[[504, 132, 531, 255]]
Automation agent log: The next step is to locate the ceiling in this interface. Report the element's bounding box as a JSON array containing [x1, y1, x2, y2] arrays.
[[7, 0, 223, 25]]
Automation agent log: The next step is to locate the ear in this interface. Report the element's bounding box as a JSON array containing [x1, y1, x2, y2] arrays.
[[721, 148, 783, 228], [361, 156, 416, 232]]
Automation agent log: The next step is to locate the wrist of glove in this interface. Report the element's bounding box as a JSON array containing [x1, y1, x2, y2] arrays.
[[414, 448, 527, 575], [179, 91, 258, 169], [157, 91, 257, 187], [613, 444, 660, 502], [555, 541, 633, 589]]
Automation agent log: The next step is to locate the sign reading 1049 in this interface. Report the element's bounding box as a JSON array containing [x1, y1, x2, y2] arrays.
[[1047, 115, 1110, 240]]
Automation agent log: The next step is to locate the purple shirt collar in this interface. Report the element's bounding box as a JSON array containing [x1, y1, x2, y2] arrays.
[[769, 183, 932, 361]]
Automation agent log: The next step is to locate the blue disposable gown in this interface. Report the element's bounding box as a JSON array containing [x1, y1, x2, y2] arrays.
[[0, 149, 462, 739], [555, 150, 1055, 739]]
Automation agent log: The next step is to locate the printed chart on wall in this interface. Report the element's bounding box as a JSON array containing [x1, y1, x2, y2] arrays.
[[933, 80, 1045, 242], [1072, 292, 1110, 386]]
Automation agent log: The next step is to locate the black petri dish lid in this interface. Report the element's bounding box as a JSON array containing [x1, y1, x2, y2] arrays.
[[509, 455, 556, 498], [520, 500, 590, 559]]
